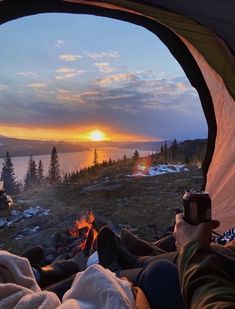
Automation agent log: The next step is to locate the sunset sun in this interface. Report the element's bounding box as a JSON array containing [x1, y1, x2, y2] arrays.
[[89, 130, 106, 141]]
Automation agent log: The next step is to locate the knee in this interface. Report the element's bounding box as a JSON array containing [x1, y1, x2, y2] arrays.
[[145, 260, 178, 281]]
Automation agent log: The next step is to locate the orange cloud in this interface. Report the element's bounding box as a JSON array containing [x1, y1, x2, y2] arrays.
[[94, 73, 134, 85]]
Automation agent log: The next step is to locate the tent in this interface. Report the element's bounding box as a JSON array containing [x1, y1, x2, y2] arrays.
[[0, 0, 234, 233]]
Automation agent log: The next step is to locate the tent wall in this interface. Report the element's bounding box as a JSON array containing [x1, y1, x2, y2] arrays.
[[0, 0, 235, 231], [179, 36, 235, 233]]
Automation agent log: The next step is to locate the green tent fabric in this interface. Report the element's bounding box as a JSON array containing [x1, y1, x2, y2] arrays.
[[0, 0, 234, 232]]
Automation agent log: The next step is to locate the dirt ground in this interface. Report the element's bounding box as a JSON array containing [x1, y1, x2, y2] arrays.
[[0, 166, 203, 254]]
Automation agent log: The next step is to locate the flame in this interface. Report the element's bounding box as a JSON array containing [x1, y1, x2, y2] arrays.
[[70, 210, 97, 252]]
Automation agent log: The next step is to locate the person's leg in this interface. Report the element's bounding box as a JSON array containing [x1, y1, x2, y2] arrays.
[[138, 251, 178, 266], [153, 234, 177, 252], [46, 274, 76, 301], [38, 260, 80, 289], [135, 260, 185, 309], [120, 228, 166, 256]]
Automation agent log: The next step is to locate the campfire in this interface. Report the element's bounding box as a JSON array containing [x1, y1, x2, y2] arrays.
[[55, 210, 98, 260], [69, 210, 98, 256]]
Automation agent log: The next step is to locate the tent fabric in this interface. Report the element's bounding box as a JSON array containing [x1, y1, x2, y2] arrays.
[[179, 35, 235, 233], [0, 0, 235, 232], [137, 0, 235, 52]]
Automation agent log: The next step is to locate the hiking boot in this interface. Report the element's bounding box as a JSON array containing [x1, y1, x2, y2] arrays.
[[19, 246, 45, 265], [97, 226, 122, 274], [38, 260, 80, 289]]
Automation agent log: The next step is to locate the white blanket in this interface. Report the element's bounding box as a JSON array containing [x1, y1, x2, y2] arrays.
[[0, 250, 135, 309], [0, 250, 60, 309], [60, 264, 135, 309]]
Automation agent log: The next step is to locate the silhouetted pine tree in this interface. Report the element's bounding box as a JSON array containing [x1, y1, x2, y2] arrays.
[[93, 148, 99, 166], [184, 155, 190, 165], [38, 160, 44, 184], [24, 155, 38, 190], [1, 151, 19, 194], [48, 146, 61, 184], [160, 145, 164, 161], [132, 149, 140, 161], [63, 172, 69, 183], [164, 141, 168, 163], [171, 139, 178, 163]]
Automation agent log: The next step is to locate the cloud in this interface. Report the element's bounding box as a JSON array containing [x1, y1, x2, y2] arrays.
[[58, 89, 71, 94], [94, 73, 135, 85], [55, 68, 77, 74], [55, 67, 86, 80], [58, 91, 99, 104], [94, 62, 116, 73], [17, 72, 37, 77], [0, 84, 8, 91], [26, 83, 47, 89], [55, 73, 77, 80], [54, 39, 65, 47], [86, 51, 119, 60], [1, 70, 205, 140], [59, 54, 83, 62]]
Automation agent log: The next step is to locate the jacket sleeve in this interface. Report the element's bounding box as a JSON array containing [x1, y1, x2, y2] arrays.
[[179, 241, 235, 309]]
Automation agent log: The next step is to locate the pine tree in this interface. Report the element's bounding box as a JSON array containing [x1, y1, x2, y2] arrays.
[[184, 155, 190, 165], [1, 151, 19, 194], [132, 149, 140, 161], [93, 148, 99, 166], [24, 155, 38, 190], [160, 145, 164, 157], [63, 172, 69, 183], [164, 141, 168, 163], [38, 160, 44, 184], [48, 146, 61, 184], [171, 138, 178, 163]]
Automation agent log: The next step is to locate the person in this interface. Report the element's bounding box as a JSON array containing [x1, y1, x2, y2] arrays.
[[173, 213, 235, 308], [96, 226, 185, 309], [96, 215, 235, 309]]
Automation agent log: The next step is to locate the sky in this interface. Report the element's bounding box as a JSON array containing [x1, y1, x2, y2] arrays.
[[0, 13, 208, 142]]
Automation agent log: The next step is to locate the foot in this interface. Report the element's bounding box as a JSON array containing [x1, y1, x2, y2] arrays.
[[97, 226, 121, 273], [38, 260, 80, 289], [19, 246, 45, 265]]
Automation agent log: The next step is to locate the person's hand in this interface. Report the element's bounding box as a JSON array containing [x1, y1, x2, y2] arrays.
[[173, 213, 220, 251]]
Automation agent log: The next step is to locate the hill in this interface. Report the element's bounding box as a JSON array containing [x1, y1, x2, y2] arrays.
[[168, 139, 207, 163], [0, 136, 90, 158], [0, 158, 203, 253]]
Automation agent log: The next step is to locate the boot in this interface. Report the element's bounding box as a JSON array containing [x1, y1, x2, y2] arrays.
[[97, 226, 122, 274], [38, 260, 80, 289], [19, 246, 45, 265]]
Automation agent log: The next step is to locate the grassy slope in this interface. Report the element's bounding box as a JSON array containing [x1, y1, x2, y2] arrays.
[[0, 160, 203, 254]]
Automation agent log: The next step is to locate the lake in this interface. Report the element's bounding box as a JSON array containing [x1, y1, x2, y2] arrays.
[[0, 148, 151, 182]]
